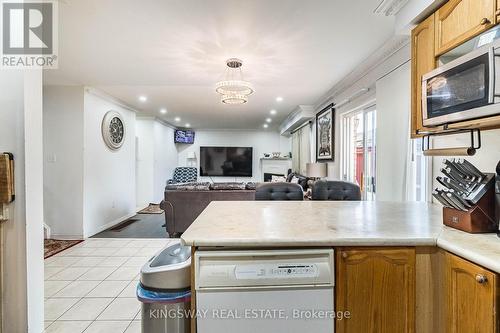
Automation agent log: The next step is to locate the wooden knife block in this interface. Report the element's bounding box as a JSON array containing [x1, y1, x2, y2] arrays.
[[443, 188, 497, 233]]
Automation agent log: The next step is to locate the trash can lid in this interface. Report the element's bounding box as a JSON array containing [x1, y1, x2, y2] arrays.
[[150, 243, 191, 267], [140, 243, 191, 290]]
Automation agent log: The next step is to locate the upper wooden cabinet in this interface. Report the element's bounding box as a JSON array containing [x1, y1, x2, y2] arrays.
[[336, 247, 415, 333], [445, 252, 498, 332], [435, 0, 496, 56], [411, 14, 436, 138]]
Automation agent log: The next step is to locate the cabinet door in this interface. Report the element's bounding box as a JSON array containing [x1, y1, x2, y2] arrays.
[[445, 252, 498, 333], [336, 248, 415, 333], [435, 0, 496, 56], [411, 14, 435, 138], [497, 0, 500, 23]]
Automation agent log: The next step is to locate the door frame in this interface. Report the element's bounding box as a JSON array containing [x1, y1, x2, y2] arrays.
[[340, 101, 377, 200]]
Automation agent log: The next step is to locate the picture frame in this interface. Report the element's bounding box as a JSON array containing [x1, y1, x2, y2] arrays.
[[316, 103, 335, 161]]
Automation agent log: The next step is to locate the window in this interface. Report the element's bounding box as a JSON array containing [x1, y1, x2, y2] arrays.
[[341, 106, 376, 201], [407, 139, 430, 202]]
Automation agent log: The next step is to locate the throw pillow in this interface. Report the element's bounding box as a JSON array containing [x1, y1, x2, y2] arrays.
[[271, 175, 287, 182], [290, 176, 300, 184]]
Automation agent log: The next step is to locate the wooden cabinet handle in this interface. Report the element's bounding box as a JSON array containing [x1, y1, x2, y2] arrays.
[[480, 18, 491, 25], [342, 252, 348, 259], [475, 274, 487, 284]]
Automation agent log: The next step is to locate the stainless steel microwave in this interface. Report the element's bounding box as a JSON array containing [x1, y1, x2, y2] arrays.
[[422, 40, 500, 127]]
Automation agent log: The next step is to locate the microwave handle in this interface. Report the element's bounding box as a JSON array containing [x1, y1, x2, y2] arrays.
[[421, 79, 429, 124], [489, 47, 495, 104]]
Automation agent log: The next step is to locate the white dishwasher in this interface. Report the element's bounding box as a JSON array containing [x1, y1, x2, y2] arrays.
[[195, 249, 334, 333]]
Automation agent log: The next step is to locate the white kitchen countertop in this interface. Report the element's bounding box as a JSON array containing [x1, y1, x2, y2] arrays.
[[181, 201, 500, 273]]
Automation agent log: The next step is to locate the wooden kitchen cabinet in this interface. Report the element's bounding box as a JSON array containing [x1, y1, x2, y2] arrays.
[[335, 247, 416, 333], [435, 0, 496, 56], [445, 252, 499, 333], [411, 14, 436, 138]]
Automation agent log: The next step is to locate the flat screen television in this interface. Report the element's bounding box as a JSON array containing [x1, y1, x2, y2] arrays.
[[174, 130, 195, 144], [200, 146, 253, 177]]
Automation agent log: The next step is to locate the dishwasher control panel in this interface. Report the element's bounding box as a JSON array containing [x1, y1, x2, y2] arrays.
[[235, 264, 318, 279], [195, 249, 334, 289]]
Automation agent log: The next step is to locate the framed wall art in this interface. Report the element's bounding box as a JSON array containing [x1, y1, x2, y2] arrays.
[[316, 104, 335, 161]]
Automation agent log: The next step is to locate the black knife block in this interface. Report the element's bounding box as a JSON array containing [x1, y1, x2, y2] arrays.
[[443, 186, 497, 233]]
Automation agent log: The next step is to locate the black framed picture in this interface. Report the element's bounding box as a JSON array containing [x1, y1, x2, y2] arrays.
[[316, 104, 335, 161]]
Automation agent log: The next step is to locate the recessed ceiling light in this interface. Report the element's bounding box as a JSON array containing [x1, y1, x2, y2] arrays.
[[139, 95, 147, 102], [270, 109, 277, 115], [266, 118, 272, 123], [185, 123, 191, 128], [276, 96, 283, 102], [263, 124, 269, 129], [160, 108, 167, 114], [174, 117, 181, 122]]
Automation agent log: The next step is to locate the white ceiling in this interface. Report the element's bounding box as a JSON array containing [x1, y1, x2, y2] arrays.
[[44, 0, 395, 130]]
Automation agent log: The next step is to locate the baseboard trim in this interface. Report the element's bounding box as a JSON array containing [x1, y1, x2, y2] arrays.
[[48, 234, 84, 240], [84, 212, 137, 238]]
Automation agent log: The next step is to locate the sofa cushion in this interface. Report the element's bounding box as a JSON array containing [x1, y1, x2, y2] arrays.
[[311, 180, 361, 201], [210, 182, 246, 190], [255, 182, 304, 201], [165, 182, 211, 191]]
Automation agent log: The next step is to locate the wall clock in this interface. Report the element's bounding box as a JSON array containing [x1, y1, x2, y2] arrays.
[[101, 111, 125, 150]]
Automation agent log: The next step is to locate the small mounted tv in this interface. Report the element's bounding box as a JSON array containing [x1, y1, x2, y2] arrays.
[[200, 146, 253, 177], [174, 130, 195, 144]]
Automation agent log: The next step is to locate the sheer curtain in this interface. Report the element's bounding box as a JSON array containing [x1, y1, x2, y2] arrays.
[[291, 124, 311, 175]]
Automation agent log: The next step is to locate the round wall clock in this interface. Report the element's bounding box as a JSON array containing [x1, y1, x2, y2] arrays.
[[101, 111, 125, 150]]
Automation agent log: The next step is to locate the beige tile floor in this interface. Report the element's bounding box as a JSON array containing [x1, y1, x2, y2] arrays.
[[44, 238, 175, 333]]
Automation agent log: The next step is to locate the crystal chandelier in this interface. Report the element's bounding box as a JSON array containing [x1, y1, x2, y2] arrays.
[[216, 58, 254, 104]]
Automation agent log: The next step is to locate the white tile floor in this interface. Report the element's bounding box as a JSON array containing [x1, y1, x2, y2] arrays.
[[44, 238, 175, 333]]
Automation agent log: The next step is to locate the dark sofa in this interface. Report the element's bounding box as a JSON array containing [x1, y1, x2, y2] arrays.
[[160, 182, 255, 237]]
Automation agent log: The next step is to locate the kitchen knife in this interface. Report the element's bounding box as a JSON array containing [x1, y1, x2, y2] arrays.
[[437, 176, 466, 194], [438, 189, 462, 210], [432, 190, 453, 208], [446, 192, 468, 211], [459, 159, 485, 181], [448, 189, 472, 208], [442, 167, 468, 185], [444, 159, 469, 179], [448, 159, 476, 181]]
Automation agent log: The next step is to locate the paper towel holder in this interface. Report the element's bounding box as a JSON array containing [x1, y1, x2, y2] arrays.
[[422, 129, 481, 157]]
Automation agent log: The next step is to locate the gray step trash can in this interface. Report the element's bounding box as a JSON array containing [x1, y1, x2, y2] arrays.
[[137, 243, 191, 333]]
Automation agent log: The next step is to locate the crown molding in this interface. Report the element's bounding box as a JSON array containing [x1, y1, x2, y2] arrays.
[[374, 0, 410, 16]]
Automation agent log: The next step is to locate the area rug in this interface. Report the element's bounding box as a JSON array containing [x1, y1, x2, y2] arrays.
[[138, 203, 164, 214], [44, 239, 83, 259]]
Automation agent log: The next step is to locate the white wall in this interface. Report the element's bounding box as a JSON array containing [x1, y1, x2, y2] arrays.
[[83, 90, 137, 237], [376, 61, 411, 201], [0, 70, 44, 333], [313, 40, 411, 181], [177, 130, 290, 182], [431, 130, 500, 188], [153, 121, 177, 202], [135, 118, 178, 208], [43, 86, 84, 238], [135, 119, 155, 208]]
